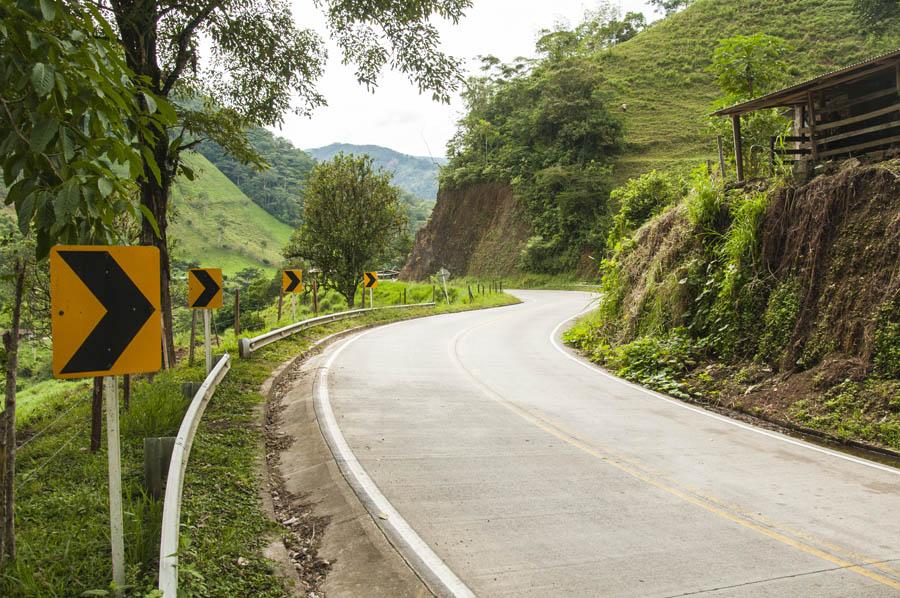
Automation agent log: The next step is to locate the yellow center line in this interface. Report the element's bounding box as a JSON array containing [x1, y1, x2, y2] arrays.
[[448, 316, 900, 591]]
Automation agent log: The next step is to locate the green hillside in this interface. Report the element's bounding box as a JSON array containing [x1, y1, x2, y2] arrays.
[[169, 152, 293, 274], [196, 127, 316, 226], [307, 143, 444, 201], [603, 0, 900, 182]]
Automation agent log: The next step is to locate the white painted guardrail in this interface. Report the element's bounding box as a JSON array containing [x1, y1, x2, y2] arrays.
[[238, 303, 436, 358], [158, 353, 232, 597]]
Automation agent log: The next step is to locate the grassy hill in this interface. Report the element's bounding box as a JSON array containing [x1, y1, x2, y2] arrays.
[[603, 0, 900, 182], [169, 152, 293, 274], [307, 143, 444, 201]]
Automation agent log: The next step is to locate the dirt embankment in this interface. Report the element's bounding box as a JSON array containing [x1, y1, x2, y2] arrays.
[[401, 183, 531, 280]]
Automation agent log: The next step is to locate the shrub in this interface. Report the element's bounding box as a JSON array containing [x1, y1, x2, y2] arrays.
[[686, 173, 730, 237], [609, 170, 686, 244], [757, 279, 801, 365], [607, 330, 700, 399], [873, 298, 899, 378]]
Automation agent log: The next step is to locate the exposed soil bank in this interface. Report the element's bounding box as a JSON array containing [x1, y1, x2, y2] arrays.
[[401, 183, 531, 280]]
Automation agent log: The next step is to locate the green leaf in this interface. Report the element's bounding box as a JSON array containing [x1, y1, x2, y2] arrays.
[[17, 192, 36, 234], [31, 62, 55, 97], [29, 119, 57, 153], [141, 92, 157, 114], [180, 164, 195, 181], [56, 182, 80, 220], [97, 177, 113, 198], [39, 0, 56, 21], [139, 204, 161, 239], [141, 146, 161, 184]]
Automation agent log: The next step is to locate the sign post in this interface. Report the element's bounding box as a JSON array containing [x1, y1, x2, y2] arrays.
[[104, 375, 125, 589], [437, 267, 451, 305], [50, 245, 162, 592], [363, 271, 379, 308], [188, 268, 223, 376]]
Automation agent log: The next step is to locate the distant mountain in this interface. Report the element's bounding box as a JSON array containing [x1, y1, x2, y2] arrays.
[[307, 143, 445, 202]]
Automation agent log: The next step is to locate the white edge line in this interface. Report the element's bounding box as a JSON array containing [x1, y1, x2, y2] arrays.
[[315, 325, 476, 598], [549, 312, 900, 476]]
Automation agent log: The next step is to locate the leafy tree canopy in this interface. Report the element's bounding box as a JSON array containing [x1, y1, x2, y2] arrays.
[[0, 0, 171, 255], [443, 4, 628, 272], [283, 154, 406, 307], [709, 33, 792, 101], [853, 0, 899, 29], [648, 0, 693, 15]]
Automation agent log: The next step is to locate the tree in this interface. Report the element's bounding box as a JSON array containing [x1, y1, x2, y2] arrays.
[[0, 0, 169, 562], [709, 34, 791, 100], [853, 0, 899, 29], [708, 34, 793, 179], [649, 0, 693, 15], [284, 154, 406, 307], [88, 0, 472, 365]]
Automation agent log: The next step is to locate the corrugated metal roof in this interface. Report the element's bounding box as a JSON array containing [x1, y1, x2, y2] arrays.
[[712, 48, 900, 117]]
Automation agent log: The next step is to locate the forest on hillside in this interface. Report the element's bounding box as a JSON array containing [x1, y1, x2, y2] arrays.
[[440, 0, 900, 274]]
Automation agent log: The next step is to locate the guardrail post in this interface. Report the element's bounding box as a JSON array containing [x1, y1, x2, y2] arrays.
[[144, 437, 175, 500]]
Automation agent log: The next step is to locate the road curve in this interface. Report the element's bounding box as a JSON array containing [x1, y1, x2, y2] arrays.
[[315, 290, 900, 597]]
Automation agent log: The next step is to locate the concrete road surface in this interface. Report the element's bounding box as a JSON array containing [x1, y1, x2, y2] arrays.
[[313, 290, 900, 597]]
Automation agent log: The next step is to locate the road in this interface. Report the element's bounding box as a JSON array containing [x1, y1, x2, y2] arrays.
[[314, 290, 900, 597]]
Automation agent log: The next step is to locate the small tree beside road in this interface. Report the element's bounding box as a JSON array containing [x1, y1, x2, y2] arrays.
[[284, 154, 406, 308]]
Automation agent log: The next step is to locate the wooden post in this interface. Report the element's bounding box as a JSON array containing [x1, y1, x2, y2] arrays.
[[432, 285, 436, 303], [290, 293, 296, 321], [468, 285, 474, 301], [234, 289, 241, 337], [91, 377, 103, 452], [160, 314, 170, 370], [203, 309, 212, 376], [806, 92, 819, 163], [277, 290, 283, 322], [188, 310, 197, 367], [123, 375, 131, 412], [312, 279, 319, 316], [717, 135, 727, 180], [769, 136, 776, 175], [403, 288, 407, 305], [104, 376, 126, 592], [732, 115, 745, 183]]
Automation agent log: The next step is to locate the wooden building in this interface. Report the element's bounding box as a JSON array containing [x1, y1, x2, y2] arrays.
[[713, 49, 900, 182]]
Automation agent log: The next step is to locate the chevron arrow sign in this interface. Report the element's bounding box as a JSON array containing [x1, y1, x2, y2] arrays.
[[50, 246, 161, 379], [363, 271, 379, 289], [282, 269, 303, 293], [188, 268, 223, 309]]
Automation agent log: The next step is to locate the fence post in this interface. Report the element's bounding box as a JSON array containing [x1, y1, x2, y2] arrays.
[[468, 285, 474, 301], [277, 290, 283, 322], [123, 375, 131, 412], [234, 289, 241, 337], [717, 135, 727, 181], [188, 310, 197, 367]]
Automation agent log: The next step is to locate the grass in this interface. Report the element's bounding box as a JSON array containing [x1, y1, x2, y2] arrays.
[[168, 152, 294, 275], [2, 284, 517, 597], [600, 0, 900, 184]]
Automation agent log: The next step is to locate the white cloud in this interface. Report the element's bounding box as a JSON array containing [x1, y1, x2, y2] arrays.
[[274, 1, 655, 158]]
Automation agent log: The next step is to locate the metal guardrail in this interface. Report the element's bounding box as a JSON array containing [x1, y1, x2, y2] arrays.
[[158, 353, 232, 597], [238, 303, 436, 358]]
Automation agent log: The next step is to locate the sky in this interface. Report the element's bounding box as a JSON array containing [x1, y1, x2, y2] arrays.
[[275, 1, 656, 159]]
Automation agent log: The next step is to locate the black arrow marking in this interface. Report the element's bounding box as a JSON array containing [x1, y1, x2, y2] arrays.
[[59, 251, 155, 374], [364, 272, 377, 288], [191, 269, 220, 308], [284, 270, 301, 292]]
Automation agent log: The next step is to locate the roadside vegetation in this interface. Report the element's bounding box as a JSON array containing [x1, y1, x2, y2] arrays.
[[565, 160, 900, 450], [1, 282, 517, 596]]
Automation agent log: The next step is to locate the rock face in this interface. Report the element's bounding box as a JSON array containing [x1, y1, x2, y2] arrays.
[[400, 183, 531, 280]]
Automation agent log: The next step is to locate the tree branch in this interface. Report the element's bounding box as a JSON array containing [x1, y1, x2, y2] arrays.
[[161, 1, 223, 95]]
